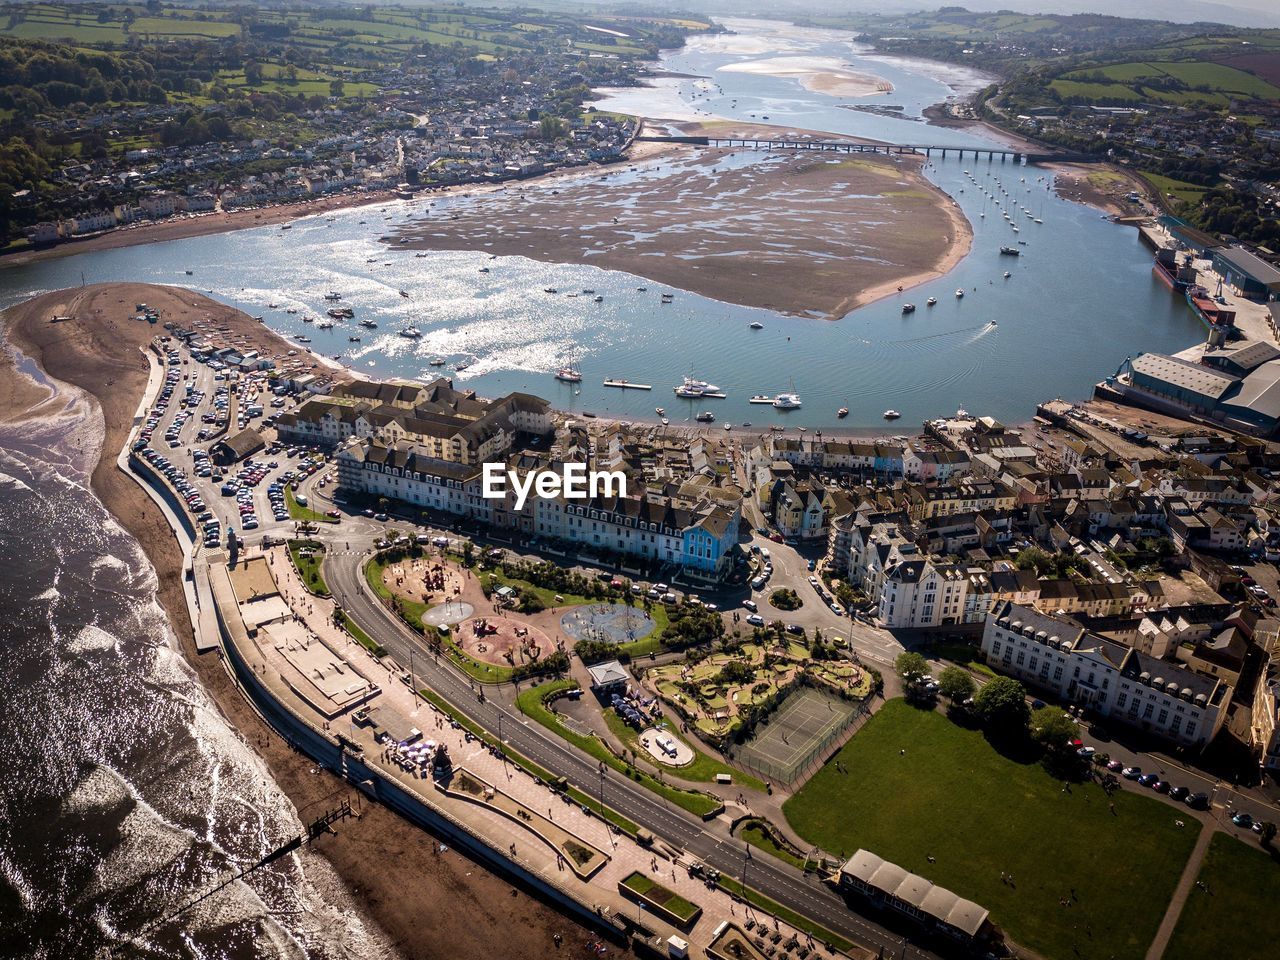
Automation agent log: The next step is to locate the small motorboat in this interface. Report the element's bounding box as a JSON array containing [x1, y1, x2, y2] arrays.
[[429, 357, 446, 366], [926, 297, 937, 306], [749, 321, 764, 330], [902, 303, 915, 314], [1003, 271, 1012, 279], [655, 407, 665, 416], [837, 407, 849, 418], [955, 289, 965, 299], [349, 336, 361, 342], [883, 409, 901, 420], [695, 411, 715, 423]]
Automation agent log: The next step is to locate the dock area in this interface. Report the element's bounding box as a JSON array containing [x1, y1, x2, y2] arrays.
[[603, 379, 652, 390]]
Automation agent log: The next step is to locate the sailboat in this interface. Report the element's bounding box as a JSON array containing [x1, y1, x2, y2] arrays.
[[555, 354, 583, 383]]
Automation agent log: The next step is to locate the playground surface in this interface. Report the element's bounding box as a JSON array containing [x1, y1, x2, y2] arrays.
[[382, 556, 466, 607], [736, 688, 857, 784], [560, 603, 654, 645], [455, 615, 558, 667]]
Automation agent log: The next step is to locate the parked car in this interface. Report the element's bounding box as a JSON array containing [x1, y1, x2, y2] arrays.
[[1232, 812, 1254, 828], [746, 614, 765, 627], [1168, 786, 1189, 802], [1121, 766, 1143, 780], [1185, 792, 1210, 810]]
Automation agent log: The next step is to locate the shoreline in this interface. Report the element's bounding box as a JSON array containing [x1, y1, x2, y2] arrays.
[[394, 120, 971, 321], [0, 284, 597, 960]]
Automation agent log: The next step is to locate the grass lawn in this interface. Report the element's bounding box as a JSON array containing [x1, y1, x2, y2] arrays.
[[783, 699, 1201, 960], [288, 540, 330, 597], [740, 819, 808, 870], [1165, 833, 1280, 960], [601, 708, 766, 792], [621, 871, 700, 922], [286, 487, 337, 524], [517, 680, 722, 818], [1140, 171, 1211, 207]]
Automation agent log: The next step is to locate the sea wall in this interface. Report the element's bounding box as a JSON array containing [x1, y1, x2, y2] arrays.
[[213, 598, 628, 941]]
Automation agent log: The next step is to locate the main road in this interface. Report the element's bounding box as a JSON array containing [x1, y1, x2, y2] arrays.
[[321, 536, 941, 960]]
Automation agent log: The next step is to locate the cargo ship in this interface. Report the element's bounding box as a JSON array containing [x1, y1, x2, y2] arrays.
[[1185, 284, 1236, 331], [1152, 249, 1195, 292]]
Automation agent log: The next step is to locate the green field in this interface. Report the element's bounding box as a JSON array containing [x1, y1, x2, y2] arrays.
[[783, 700, 1201, 960], [1165, 833, 1280, 960], [1141, 172, 1211, 207], [1064, 60, 1280, 99]]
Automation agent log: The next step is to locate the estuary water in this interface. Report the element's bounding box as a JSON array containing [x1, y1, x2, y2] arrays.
[[0, 19, 1201, 431]]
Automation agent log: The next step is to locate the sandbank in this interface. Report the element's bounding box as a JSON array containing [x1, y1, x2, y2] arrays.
[[392, 127, 969, 319]]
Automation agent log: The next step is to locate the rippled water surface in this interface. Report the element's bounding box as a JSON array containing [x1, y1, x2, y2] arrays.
[[0, 17, 1201, 431], [0, 378, 392, 957]]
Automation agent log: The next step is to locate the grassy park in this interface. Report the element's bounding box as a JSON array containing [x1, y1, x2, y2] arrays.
[[783, 700, 1202, 960], [287, 540, 330, 597], [1165, 833, 1280, 960]]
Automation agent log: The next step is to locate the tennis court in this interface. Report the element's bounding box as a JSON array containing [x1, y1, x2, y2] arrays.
[[737, 688, 858, 784]]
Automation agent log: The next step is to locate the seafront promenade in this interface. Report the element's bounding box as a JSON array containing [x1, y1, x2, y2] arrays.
[[203, 538, 863, 960], [111, 335, 875, 959]]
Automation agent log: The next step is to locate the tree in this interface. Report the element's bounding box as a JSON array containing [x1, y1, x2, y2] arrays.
[[1030, 706, 1077, 752], [894, 651, 930, 686], [329, 78, 345, 99], [539, 114, 564, 141], [937, 666, 976, 704], [973, 676, 1030, 734], [244, 59, 263, 86]]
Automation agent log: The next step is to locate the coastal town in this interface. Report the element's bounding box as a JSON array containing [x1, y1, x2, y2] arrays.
[[1, 3, 699, 249], [3, 5, 1280, 960]]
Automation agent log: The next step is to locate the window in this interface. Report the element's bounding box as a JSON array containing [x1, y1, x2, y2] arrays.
[[1117, 693, 1127, 709], [1186, 721, 1196, 737], [1143, 703, 1154, 719], [1016, 651, 1025, 666], [1053, 666, 1063, 682]]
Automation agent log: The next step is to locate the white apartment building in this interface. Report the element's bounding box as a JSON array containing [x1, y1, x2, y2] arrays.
[[878, 559, 969, 629], [981, 601, 1231, 748]]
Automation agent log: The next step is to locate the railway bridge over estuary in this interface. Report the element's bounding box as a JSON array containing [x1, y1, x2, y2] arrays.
[[636, 134, 1100, 165]]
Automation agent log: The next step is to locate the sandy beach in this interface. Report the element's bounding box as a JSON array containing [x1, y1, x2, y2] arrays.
[[719, 56, 894, 99], [1044, 163, 1155, 217], [394, 125, 969, 319], [0, 284, 597, 960]]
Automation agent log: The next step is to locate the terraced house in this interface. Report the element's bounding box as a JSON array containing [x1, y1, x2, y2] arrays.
[[276, 377, 551, 461], [335, 436, 741, 578]]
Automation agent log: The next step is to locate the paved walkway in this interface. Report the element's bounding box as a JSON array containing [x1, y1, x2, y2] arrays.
[[1144, 824, 1215, 960]]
